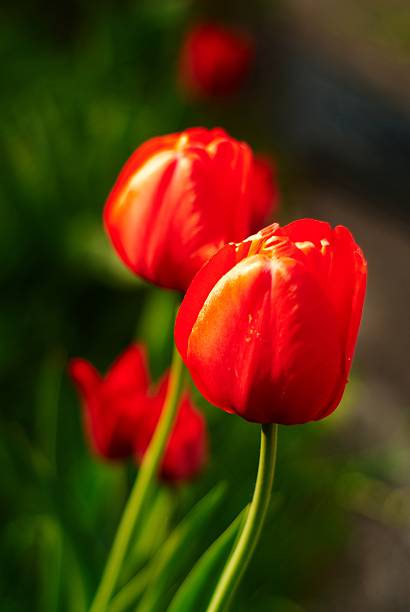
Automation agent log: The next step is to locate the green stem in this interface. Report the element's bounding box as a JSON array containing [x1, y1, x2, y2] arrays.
[[89, 346, 185, 612], [206, 423, 278, 612]]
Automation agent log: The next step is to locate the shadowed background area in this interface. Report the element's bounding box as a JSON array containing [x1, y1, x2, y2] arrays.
[[1, 1, 409, 611]]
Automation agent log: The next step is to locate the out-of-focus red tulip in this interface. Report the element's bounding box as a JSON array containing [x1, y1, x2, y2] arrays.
[[69, 345, 207, 482], [250, 155, 280, 232], [179, 23, 253, 97], [104, 127, 259, 291], [69, 345, 149, 460], [175, 219, 367, 425], [134, 375, 207, 483]]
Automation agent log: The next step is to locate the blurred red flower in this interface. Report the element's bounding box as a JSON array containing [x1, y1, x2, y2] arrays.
[[179, 22, 253, 97], [175, 219, 367, 425], [69, 345, 148, 460], [69, 345, 207, 482], [249, 155, 280, 232], [104, 127, 276, 291]]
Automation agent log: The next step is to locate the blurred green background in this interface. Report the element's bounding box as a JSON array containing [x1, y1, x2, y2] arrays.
[[1, 1, 409, 611]]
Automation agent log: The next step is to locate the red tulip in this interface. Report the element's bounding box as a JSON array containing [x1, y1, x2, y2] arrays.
[[249, 155, 280, 232], [175, 219, 367, 425], [179, 23, 253, 97], [69, 345, 149, 460], [69, 345, 207, 481], [104, 128, 259, 291]]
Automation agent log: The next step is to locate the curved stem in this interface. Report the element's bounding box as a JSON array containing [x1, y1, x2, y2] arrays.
[[206, 423, 278, 612], [89, 346, 185, 612]]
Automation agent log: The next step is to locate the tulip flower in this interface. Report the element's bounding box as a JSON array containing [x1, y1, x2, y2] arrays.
[[69, 345, 207, 481], [249, 155, 280, 232], [104, 127, 269, 291], [69, 345, 149, 460], [175, 219, 367, 425], [179, 23, 253, 97]]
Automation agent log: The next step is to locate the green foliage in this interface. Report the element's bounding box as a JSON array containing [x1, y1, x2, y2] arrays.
[[135, 484, 226, 612], [168, 507, 246, 612]]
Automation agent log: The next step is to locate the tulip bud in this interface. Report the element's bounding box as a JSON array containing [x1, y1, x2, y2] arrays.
[[175, 220, 367, 425], [69, 345, 207, 481], [69, 345, 149, 459], [104, 128, 270, 291], [179, 23, 253, 97]]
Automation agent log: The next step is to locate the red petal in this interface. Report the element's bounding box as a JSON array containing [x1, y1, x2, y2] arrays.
[[184, 254, 343, 424], [183, 126, 228, 145], [160, 395, 207, 482], [68, 358, 101, 401], [105, 344, 149, 396], [104, 149, 180, 284], [105, 133, 179, 208], [68, 358, 108, 456], [330, 226, 367, 372], [281, 218, 333, 244], [281, 219, 367, 377], [104, 129, 255, 291], [175, 240, 252, 359]]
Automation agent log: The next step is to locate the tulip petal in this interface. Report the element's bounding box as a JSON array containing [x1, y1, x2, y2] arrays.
[[69, 350, 149, 460], [175, 240, 252, 359], [68, 358, 108, 456], [105, 344, 150, 396], [281, 218, 333, 244], [105, 134, 179, 206], [105, 150, 180, 284], [104, 128, 256, 291], [150, 136, 252, 289], [184, 255, 343, 424], [68, 358, 101, 401], [331, 226, 367, 372], [282, 219, 367, 375], [183, 127, 228, 145]]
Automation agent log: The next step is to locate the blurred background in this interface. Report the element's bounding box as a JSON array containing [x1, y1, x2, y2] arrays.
[[1, 1, 409, 611]]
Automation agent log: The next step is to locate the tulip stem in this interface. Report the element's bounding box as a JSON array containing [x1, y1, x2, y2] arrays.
[[89, 345, 185, 612], [206, 422, 278, 612]]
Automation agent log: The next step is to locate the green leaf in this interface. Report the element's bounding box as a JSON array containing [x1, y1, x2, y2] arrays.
[[37, 516, 63, 612], [122, 487, 174, 582], [134, 483, 227, 612], [109, 568, 150, 612], [63, 535, 88, 612], [167, 507, 247, 612]]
